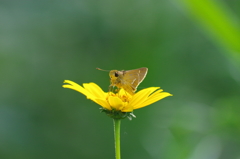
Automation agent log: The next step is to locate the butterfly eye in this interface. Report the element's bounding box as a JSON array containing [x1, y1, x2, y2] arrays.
[[114, 72, 119, 77]]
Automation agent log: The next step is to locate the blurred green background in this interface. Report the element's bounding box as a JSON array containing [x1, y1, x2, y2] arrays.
[[1, 0, 240, 159]]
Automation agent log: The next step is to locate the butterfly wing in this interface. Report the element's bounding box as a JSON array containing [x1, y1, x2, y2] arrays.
[[121, 67, 148, 94]]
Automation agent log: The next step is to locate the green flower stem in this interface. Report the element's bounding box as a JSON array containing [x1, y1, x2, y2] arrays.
[[113, 118, 121, 159]]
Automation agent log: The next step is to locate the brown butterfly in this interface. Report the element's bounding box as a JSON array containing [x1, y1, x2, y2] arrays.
[[108, 67, 148, 95]]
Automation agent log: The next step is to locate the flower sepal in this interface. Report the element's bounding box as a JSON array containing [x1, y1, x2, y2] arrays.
[[100, 108, 136, 120]]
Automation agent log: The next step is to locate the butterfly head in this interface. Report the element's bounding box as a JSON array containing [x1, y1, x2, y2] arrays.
[[109, 70, 124, 85], [109, 70, 119, 80]]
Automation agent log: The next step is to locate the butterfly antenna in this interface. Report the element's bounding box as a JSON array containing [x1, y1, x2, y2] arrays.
[[96, 68, 109, 72]]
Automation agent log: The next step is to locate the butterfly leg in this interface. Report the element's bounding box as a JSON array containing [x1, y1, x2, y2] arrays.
[[109, 85, 120, 94]]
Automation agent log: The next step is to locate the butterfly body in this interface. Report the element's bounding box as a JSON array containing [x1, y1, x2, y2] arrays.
[[109, 67, 148, 95]]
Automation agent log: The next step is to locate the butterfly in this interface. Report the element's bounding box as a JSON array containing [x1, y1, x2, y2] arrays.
[[108, 67, 148, 95]]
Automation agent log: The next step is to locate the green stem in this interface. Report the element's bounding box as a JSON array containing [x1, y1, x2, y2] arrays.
[[113, 118, 121, 159]]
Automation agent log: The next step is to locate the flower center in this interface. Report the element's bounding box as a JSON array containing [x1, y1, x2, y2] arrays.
[[119, 94, 130, 102]]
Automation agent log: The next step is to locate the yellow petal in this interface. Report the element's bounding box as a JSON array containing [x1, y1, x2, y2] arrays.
[[148, 89, 163, 98], [63, 80, 79, 87], [83, 83, 106, 99], [95, 98, 112, 110], [108, 96, 124, 111], [63, 80, 92, 97], [134, 92, 172, 109], [118, 89, 132, 97], [121, 105, 134, 112], [129, 87, 160, 106]]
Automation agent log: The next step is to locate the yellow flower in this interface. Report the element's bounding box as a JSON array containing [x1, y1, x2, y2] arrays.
[[62, 80, 172, 114]]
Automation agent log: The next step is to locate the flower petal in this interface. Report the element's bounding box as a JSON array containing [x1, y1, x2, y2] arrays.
[[134, 92, 173, 109], [83, 83, 106, 99], [63, 80, 92, 97], [108, 96, 124, 111], [121, 105, 134, 112], [147, 89, 163, 99], [129, 87, 160, 106], [118, 89, 132, 97], [95, 98, 112, 110]]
